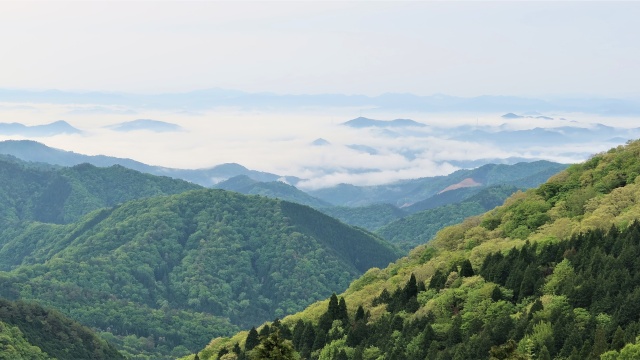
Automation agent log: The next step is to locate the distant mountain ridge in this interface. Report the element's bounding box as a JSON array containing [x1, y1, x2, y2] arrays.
[[0, 120, 81, 136], [2, 88, 640, 115], [342, 117, 427, 128], [214, 175, 330, 208], [307, 161, 569, 207], [106, 119, 183, 132]]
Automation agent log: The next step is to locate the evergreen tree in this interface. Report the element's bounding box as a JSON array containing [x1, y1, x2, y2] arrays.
[[538, 345, 551, 360], [259, 325, 271, 338], [355, 305, 365, 322], [429, 269, 447, 290], [612, 326, 625, 351], [491, 286, 502, 302], [336, 349, 348, 360], [338, 297, 349, 326], [246, 327, 260, 351], [291, 320, 305, 349], [405, 273, 419, 299], [312, 329, 327, 351], [460, 259, 475, 277]]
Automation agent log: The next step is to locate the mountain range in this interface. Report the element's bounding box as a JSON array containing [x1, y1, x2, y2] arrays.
[[0, 120, 81, 137], [2, 88, 640, 115]]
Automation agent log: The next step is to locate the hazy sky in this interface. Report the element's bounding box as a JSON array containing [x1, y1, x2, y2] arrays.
[[1, 1, 639, 187], [1, 1, 639, 98]]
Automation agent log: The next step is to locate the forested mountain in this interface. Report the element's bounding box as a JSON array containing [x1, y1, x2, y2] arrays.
[[0, 189, 400, 359], [197, 140, 640, 360], [214, 175, 330, 208], [0, 298, 124, 359], [307, 160, 568, 207], [377, 185, 519, 251], [0, 155, 201, 224]]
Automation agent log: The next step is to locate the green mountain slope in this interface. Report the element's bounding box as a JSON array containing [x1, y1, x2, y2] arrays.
[[319, 204, 407, 232], [197, 140, 640, 360], [0, 189, 400, 358], [377, 185, 519, 251], [0, 298, 123, 360], [0, 155, 201, 224]]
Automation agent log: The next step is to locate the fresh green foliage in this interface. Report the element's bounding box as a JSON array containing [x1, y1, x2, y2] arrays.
[[0, 321, 49, 360]]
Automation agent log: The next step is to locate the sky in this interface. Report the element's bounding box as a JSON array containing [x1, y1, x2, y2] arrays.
[[1, 1, 639, 98], [0, 1, 639, 188]]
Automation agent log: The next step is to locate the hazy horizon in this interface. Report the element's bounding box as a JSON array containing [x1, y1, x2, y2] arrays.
[[1, 1, 638, 188]]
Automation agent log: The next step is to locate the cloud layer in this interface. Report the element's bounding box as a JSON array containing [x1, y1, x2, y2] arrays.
[[0, 102, 636, 189]]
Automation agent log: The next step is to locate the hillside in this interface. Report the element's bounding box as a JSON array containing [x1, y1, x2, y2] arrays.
[[319, 204, 407, 232], [0, 189, 400, 359], [377, 185, 519, 251], [197, 140, 640, 360], [0, 155, 201, 224], [0, 297, 123, 359]]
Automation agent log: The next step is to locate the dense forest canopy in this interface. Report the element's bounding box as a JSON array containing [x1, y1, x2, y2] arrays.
[[0, 186, 399, 359]]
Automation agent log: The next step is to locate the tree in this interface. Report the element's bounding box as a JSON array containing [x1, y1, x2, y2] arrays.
[[251, 329, 299, 360], [246, 327, 260, 351], [460, 259, 475, 277]]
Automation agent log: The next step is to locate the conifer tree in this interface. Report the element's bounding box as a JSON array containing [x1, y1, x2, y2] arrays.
[[246, 327, 260, 351], [460, 259, 475, 277], [338, 297, 349, 326]]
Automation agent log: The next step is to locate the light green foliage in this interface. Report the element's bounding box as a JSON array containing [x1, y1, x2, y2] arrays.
[[318, 339, 352, 360], [601, 342, 640, 359], [0, 321, 49, 360], [543, 258, 575, 295]]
